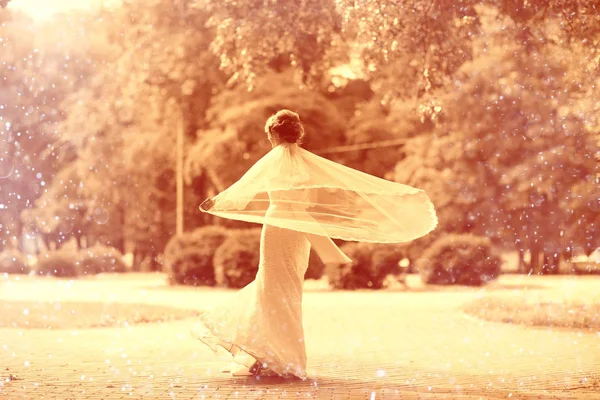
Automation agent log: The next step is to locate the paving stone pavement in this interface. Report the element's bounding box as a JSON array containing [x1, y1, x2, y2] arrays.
[[0, 274, 598, 399]]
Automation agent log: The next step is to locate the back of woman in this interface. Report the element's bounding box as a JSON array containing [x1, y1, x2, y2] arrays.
[[194, 109, 437, 379]]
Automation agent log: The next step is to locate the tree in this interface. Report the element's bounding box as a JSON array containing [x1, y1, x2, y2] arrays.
[[185, 70, 348, 194], [1, 11, 99, 252], [22, 162, 100, 252], [341, 95, 435, 177], [496, 0, 600, 41], [55, 0, 225, 268], [192, 0, 343, 86], [389, 4, 598, 274], [337, 0, 480, 98]]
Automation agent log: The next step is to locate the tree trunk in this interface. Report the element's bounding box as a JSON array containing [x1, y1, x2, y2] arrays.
[[542, 251, 560, 274], [87, 235, 96, 248], [114, 206, 126, 254], [42, 233, 51, 252], [15, 219, 24, 253], [552, 253, 561, 274], [150, 253, 161, 272], [53, 232, 63, 250], [132, 249, 142, 272], [75, 233, 82, 250], [32, 231, 41, 255], [529, 245, 541, 274], [175, 101, 184, 236], [518, 247, 526, 273]]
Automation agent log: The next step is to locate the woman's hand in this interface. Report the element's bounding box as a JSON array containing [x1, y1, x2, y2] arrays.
[[199, 198, 215, 212]]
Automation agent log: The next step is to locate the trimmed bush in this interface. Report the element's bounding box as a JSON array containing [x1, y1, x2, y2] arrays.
[[0, 250, 30, 274], [326, 242, 404, 290], [371, 244, 405, 276], [164, 225, 228, 286], [170, 247, 217, 286], [36, 249, 79, 277], [401, 233, 439, 272], [164, 225, 228, 264], [304, 249, 325, 280], [416, 234, 501, 286], [79, 245, 128, 275], [213, 229, 262, 288]]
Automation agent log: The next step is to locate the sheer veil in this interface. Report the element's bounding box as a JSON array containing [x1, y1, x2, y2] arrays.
[[201, 143, 437, 244]]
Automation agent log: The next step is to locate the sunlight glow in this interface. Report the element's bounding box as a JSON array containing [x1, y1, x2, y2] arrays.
[[10, 0, 119, 20]]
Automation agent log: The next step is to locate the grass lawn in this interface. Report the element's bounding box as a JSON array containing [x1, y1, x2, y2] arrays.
[[465, 294, 600, 331], [0, 300, 200, 329]]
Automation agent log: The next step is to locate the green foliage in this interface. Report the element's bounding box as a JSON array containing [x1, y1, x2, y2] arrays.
[[417, 234, 501, 286], [400, 233, 440, 271], [35, 245, 128, 277], [169, 248, 217, 286], [343, 97, 433, 177], [495, 1, 600, 40], [326, 242, 404, 290], [164, 225, 228, 285], [36, 250, 80, 278], [164, 225, 228, 267], [22, 163, 93, 250], [1, 12, 96, 252], [570, 261, 600, 276], [196, 0, 343, 85], [79, 245, 128, 275], [185, 70, 348, 191], [213, 229, 262, 288], [0, 250, 30, 275], [53, 0, 223, 259], [5, 0, 598, 277], [323, 79, 374, 121], [337, 0, 480, 100], [389, 8, 599, 270]]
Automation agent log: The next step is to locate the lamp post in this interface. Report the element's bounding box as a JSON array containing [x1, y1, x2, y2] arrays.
[[174, 0, 187, 236], [174, 100, 184, 236]]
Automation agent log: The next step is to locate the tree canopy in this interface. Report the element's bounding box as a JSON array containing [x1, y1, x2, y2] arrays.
[[2, 0, 597, 273]]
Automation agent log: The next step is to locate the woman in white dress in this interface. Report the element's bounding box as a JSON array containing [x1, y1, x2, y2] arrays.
[[194, 110, 344, 379], [194, 110, 438, 379]]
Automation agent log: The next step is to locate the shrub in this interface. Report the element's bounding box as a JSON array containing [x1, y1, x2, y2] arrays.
[[79, 245, 128, 275], [164, 225, 228, 266], [370, 244, 405, 276], [170, 247, 217, 286], [326, 242, 405, 290], [416, 234, 501, 286], [164, 225, 228, 286], [213, 229, 262, 288], [0, 250, 30, 274], [401, 233, 439, 272], [304, 249, 325, 280], [36, 249, 79, 277]]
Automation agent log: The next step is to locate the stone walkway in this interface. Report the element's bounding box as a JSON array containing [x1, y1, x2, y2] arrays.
[[0, 274, 598, 399]]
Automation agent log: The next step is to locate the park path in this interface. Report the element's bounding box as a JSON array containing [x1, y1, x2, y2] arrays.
[[0, 274, 598, 399]]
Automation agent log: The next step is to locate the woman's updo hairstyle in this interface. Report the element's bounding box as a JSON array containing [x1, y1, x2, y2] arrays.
[[265, 109, 305, 144]]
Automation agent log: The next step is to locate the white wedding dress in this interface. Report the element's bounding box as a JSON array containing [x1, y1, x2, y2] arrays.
[[193, 190, 349, 379], [194, 143, 437, 378]]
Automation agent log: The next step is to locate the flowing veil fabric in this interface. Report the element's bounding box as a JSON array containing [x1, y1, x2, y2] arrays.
[[202, 143, 437, 243], [193, 142, 437, 378]]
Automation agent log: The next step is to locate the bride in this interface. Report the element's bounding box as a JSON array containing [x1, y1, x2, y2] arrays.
[[194, 109, 437, 379]]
